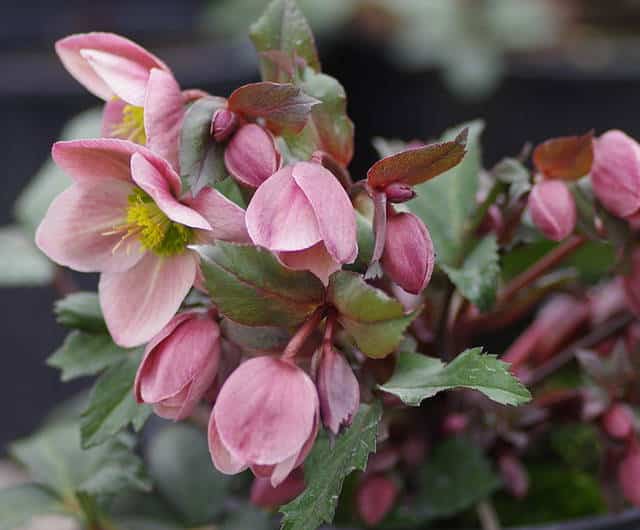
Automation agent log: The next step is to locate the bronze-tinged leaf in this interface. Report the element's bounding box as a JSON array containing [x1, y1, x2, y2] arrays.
[[532, 131, 594, 180], [367, 129, 468, 189]]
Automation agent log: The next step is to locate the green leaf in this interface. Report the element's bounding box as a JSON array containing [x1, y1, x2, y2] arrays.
[[0, 484, 66, 530], [328, 271, 417, 358], [380, 348, 531, 406], [214, 177, 247, 208], [47, 331, 130, 382], [221, 319, 291, 354], [409, 120, 484, 267], [179, 96, 227, 195], [441, 235, 499, 312], [0, 226, 54, 286], [280, 402, 382, 530], [80, 352, 151, 448], [54, 292, 106, 333], [250, 0, 320, 82], [196, 243, 325, 327], [147, 424, 233, 525]]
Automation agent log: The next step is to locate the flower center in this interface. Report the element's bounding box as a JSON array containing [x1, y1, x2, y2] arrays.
[[115, 188, 193, 256], [111, 104, 146, 144]]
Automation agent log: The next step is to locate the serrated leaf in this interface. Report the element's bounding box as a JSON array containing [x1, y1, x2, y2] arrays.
[[80, 352, 151, 448], [54, 292, 106, 333], [47, 331, 130, 382], [328, 271, 418, 358], [179, 96, 227, 195], [279, 402, 382, 530], [532, 131, 594, 180], [195, 243, 325, 327], [228, 82, 318, 135], [367, 129, 467, 189], [380, 348, 531, 406], [0, 226, 54, 286], [250, 0, 320, 82], [409, 121, 484, 267], [442, 235, 499, 312], [0, 484, 66, 530], [221, 319, 291, 354]]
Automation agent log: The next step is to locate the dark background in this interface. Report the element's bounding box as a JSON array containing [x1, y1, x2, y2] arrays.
[[3, 1, 640, 447]]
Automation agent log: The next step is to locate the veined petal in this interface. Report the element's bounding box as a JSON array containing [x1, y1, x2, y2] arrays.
[[224, 124, 280, 188], [99, 251, 197, 347], [209, 415, 248, 475], [279, 242, 340, 286], [35, 180, 143, 273], [101, 98, 127, 138]]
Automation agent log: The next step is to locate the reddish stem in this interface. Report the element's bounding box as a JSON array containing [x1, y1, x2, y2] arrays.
[[281, 306, 327, 360]]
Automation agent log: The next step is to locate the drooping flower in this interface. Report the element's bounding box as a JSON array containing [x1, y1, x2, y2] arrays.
[[208, 356, 319, 487], [134, 310, 220, 420], [245, 161, 358, 284], [36, 139, 249, 347], [528, 180, 576, 241], [223, 123, 281, 188]]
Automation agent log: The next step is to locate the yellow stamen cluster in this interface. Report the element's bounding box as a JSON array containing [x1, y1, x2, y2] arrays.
[[111, 104, 146, 144]]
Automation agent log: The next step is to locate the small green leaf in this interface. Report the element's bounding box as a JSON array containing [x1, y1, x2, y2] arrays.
[[442, 235, 500, 312], [179, 96, 227, 195], [47, 331, 130, 382], [381, 348, 531, 406], [221, 319, 291, 354], [0, 226, 54, 286], [80, 352, 151, 448], [328, 271, 417, 358], [195, 243, 325, 327], [0, 484, 66, 530], [280, 402, 382, 530], [54, 292, 106, 333]]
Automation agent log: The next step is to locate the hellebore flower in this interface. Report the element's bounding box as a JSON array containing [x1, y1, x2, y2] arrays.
[[528, 180, 576, 241], [36, 139, 249, 347], [381, 210, 434, 295], [592, 130, 640, 219], [602, 403, 634, 440], [224, 123, 281, 188], [208, 356, 320, 487], [246, 161, 357, 284], [134, 310, 220, 420]]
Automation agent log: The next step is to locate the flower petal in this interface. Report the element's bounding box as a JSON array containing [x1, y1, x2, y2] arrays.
[[101, 98, 127, 138], [224, 124, 280, 188], [278, 242, 340, 285], [245, 166, 321, 251], [208, 415, 248, 474], [130, 153, 211, 230], [144, 68, 184, 172], [35, 180, 143, 273], [99, 251, 197, 347]]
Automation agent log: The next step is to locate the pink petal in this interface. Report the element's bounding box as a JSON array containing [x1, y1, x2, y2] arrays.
[[250, 470, 305, 508], [99, 251, 197, 347], [215, 357, 318, 466], [208, 415, 248, 474], [101, 98, 127, 138], [356, 475, 398, 526], [224, 124, 281, 188], [528, 180, 576, 241], [245, 166, 321, 251], [144, 68, 184, 172], [292, 162, 357, 264], [130, 153, 210, 230], [35, 180, 143, 273], [279, 242, 340, 285], [182, 187, 251, 243]]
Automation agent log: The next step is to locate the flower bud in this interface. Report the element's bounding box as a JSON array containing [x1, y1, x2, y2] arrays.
[[442, 413, 469, 435], [619, 438, 640, 506], [250, 469, 305, 508], [224, 123, 281, 188], [211, 108, 239, 142], [602, 403, 634, 440], [528, 180, 576, 241], [592, 130, 640, 219], [384, 183, 416, 203], [381, 211, 434, 294], [356, 475, 398, 527], [134, 310, 220, 420]]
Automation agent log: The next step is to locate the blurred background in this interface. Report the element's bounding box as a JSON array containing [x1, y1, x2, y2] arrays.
[[3, 0, 640, 447]]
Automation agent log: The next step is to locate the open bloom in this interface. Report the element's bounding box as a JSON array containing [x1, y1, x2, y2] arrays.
[[246, 161, 357, 284], [208, 356, 319, 487], [528, 180, 576, 241], [134, 310, 220, 420], [36, 139, 249, 347]]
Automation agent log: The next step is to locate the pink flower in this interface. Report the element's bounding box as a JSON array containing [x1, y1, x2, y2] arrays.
[[224, 123, 281, 188], [356, 475, 398, 527], [211, 108, 240, 143], [36, 139, 249, 347], [528, 180, 576, 241], [250, 469, 305, 508], [592, 130, 640, 219], [134, 310, 220, 420], [246, 161, 357, 284], [602, 403, 634, 440], [208, 356, 319, 487], [381, 210, 434, 294]]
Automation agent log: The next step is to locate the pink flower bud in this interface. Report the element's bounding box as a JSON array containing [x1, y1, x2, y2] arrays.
[[224, 123, 281, 188], [208, 356, 319, 487], [498, 453, 529, 499], [619, 438, 640, 506], [442, 413, 469, 435], [356, 475, 398, 527], [211, 108, 239, 142], [381, 211, 434, 294], [592, 130, 640, 219], [134, 310, 220, 420], [250, 469, 305, 508], [315, 344, 360, 435], [602, 403, 634, 440], [528, 180, 576, 241], [384, 183, 416, 203]]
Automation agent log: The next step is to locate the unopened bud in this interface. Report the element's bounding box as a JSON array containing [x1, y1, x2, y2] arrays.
[[211, 108, 239, 142], [384, 182, 416, 203], [528, 180, 576, 241], [602, 403, 634, 440]]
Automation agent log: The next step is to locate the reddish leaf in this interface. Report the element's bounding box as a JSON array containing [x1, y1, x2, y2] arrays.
[[228, 82, 319, 135], [367, 129, 468, 189], [532, 131, 594, 180]]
